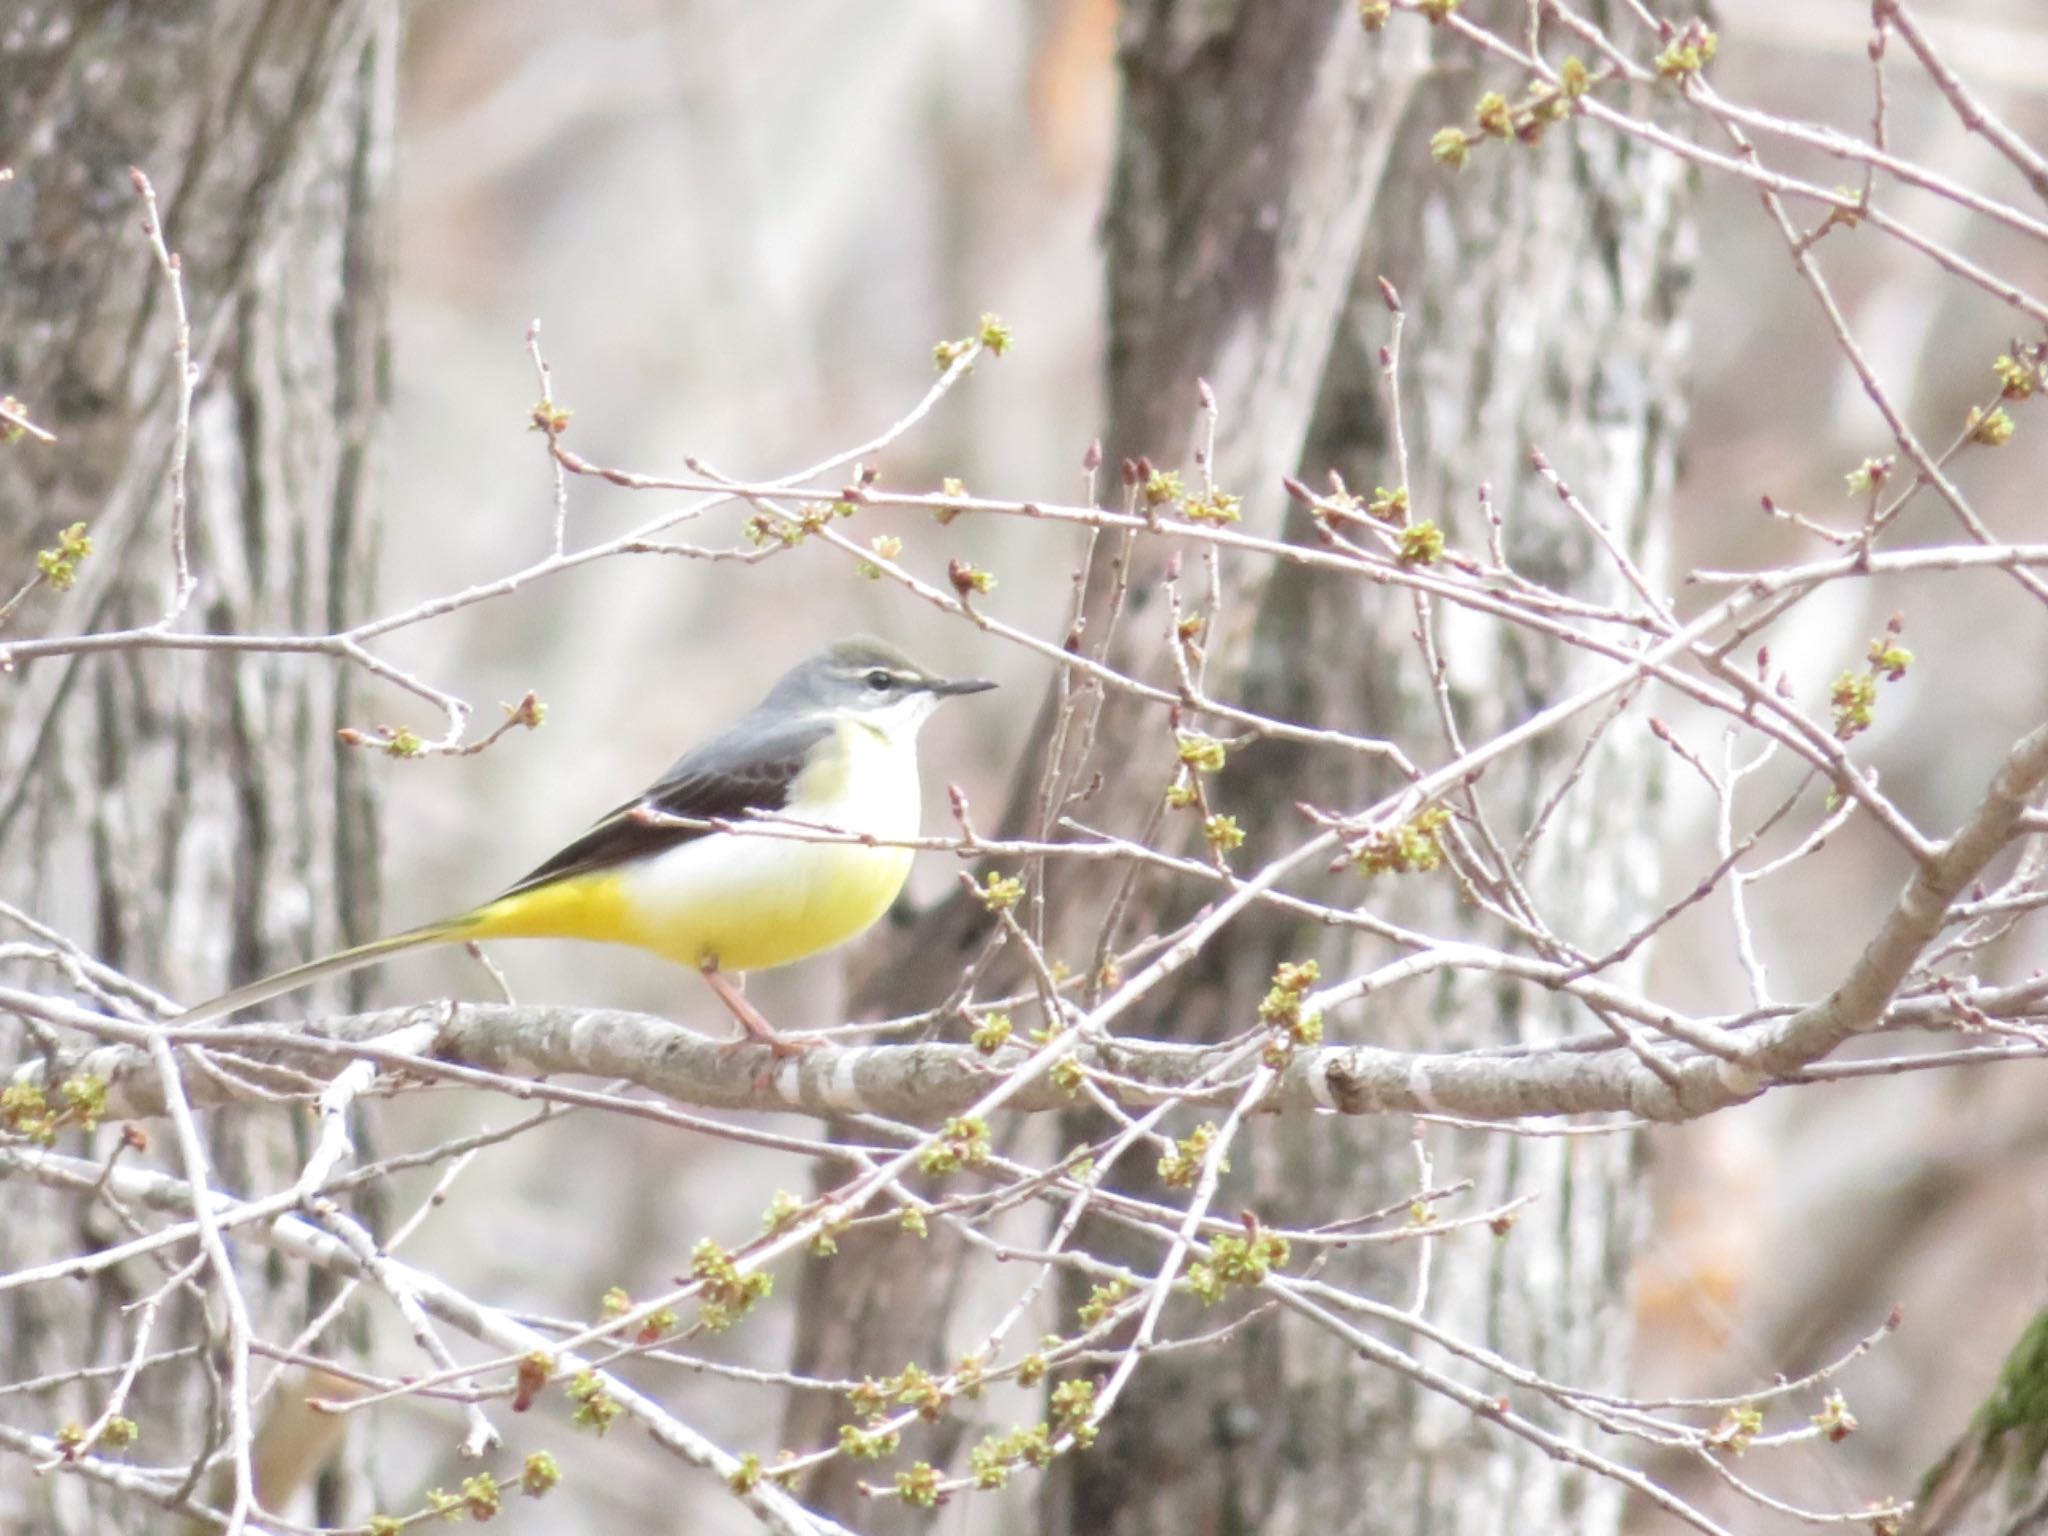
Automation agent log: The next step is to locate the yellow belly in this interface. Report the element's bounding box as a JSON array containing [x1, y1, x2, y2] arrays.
[[464, 825, 915, 973], [464, 715, 921, 973]]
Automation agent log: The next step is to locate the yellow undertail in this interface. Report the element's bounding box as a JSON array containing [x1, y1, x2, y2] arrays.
[[176, 838, 914, 1026]]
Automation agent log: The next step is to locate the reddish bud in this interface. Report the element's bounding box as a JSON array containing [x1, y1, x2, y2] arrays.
[[512, 1354, 550, 1413]]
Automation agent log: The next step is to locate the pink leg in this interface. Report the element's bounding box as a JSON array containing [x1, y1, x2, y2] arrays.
[[700, 963, 821, 1058]]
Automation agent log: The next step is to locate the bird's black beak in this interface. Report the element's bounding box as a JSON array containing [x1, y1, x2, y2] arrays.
[[930, 675, 997, 697]]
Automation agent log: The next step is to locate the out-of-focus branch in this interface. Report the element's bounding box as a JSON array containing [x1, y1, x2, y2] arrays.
[[1753, 719, 2048, 1076], [0, 1143, 855, 1536]]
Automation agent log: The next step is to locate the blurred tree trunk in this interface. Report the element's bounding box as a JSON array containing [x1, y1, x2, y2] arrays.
[[1907, 1306, 2048, 1536], [796, 2, 1692, 1533], [789, 2, 1423, 1522], [1054, 3, 1690, 1524], [0, 4, 395, 1529]]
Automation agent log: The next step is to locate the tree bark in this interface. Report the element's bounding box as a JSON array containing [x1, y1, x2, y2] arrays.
[[791, 2, 1693, 1533], [787, 6, 1424, 1525], [1056, 10, 1690, 1525], [0, 4, 396, 1528], [1908, 1306, 2048, 1536]]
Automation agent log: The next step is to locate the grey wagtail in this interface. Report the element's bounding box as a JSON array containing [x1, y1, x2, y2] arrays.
[[174, 636, 995, 1051]]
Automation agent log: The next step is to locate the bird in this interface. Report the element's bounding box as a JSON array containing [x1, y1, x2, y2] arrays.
[[174, 635, 996, 1052]]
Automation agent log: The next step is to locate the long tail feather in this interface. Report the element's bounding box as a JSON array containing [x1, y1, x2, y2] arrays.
[[175, 919, 475, 1028]]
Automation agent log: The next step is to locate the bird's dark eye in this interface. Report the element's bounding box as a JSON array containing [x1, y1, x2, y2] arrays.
[[865, 669, 895, 690]]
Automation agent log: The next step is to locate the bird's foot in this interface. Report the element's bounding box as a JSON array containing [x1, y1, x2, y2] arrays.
[[732, 1021, 826, 1060], [701, 964, 824, 1059]]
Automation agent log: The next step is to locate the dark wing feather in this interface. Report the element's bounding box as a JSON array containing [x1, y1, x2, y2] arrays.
[[493, 712, 833, 898]]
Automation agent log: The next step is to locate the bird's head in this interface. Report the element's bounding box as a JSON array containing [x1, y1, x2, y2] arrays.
[[766, 635, 995, 739]]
